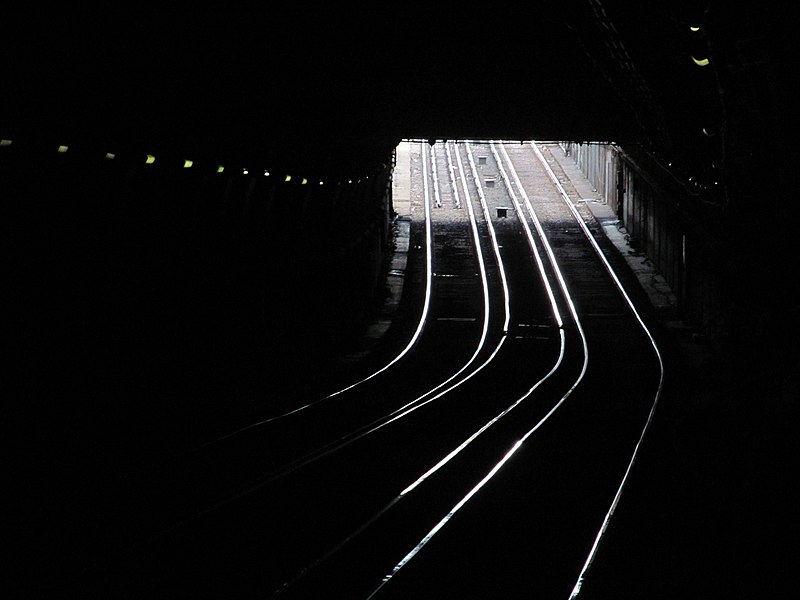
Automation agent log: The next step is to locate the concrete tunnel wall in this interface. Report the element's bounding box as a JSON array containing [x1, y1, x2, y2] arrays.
[[6, 141, 396, 438], [561, 137, 800, 411], [564, 141, 735, 341]]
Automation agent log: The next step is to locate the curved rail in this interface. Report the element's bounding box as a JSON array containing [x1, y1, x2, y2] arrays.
[[271, 140, 578, 596], [366, 141, 592, 597], [525, 141, 666, 599]]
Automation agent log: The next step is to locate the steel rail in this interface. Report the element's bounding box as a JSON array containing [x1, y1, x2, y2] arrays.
[[190, 142, 439, 448], [135, 141, 500, 547], [525, 141, 666, 600], [364, 140, 592, 598], [271, 139, 568, 597], [444, 141, 462, 208]]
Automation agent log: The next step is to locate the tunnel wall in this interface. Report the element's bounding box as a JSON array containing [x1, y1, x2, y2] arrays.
[[7, 140, 395, 443], [563, 142, 731, 341]]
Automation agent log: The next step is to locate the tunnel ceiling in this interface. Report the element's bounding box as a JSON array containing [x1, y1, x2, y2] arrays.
[[3, 3, 793, 179]]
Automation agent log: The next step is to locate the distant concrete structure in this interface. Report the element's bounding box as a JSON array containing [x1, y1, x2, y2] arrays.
[[392, 141, 411, 217]]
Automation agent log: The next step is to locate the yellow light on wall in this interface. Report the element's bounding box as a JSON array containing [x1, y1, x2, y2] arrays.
[[0, 139, 12, 146], [285, 175, 292, 182], [301, 178, 307, 185], [217, 165, 225, 173], [691, 56, 710, 66], [105, 153, 116, 160], [57, 145, 68, 153], [183, 159, 193, 168], [145, 154, 156, 164]]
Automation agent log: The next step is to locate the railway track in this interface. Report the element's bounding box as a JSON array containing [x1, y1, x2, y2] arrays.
[[73, 141, 664, 599]]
